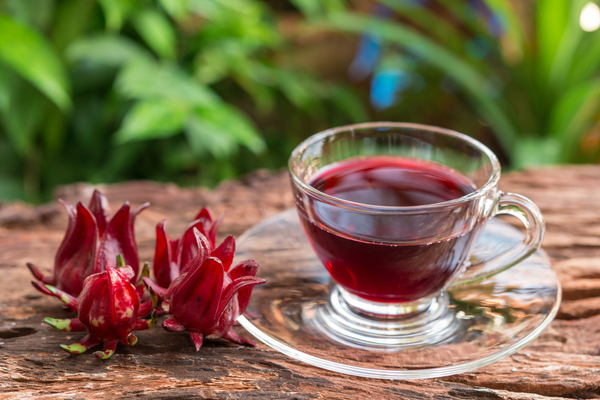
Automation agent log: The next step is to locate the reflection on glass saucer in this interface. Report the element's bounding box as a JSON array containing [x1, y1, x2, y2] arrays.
[[234, 209, 561, 379]]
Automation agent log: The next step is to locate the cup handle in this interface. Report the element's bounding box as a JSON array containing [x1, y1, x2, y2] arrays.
[[450, 192, 545, 287]]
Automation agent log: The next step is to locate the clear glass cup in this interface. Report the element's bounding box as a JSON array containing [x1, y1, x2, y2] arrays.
[[288, 122, 545, 346]]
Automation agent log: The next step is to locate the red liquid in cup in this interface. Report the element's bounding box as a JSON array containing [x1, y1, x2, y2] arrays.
[[300, 156, 478, 303]]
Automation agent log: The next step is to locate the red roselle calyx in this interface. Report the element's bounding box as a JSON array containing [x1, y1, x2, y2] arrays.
[[43, 256, 157, 359], [27, 190, 148, 302], [153, 207, 223, 289], [145, 228, 266, 351]]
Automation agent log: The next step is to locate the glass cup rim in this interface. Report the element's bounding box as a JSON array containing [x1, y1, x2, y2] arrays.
[[288, 122, 501, 213]]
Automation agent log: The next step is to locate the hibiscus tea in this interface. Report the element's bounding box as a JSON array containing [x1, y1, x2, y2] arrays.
[[299, 156, 478, 303]]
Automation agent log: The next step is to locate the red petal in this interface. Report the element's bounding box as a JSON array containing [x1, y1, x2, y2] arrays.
[[95, 202, 147, 278], [194, 207, 214, 222], [54, 200, 77, 266], [108, 267, 139, 324], [77, 272, 109, 328], [228, 260, 263, 313], [88, 190, 109, 237], [153, 220, 174, 288], [177, 226, 212, 275], [207, 213, 224, 249], [53, 202, 98, 296], [170, 257, 224, 332], [190, 331, 203, 351], [222, 329, 255, 346], [211, 236, 235, 271], [163, 316, 186, 332], [216, 274, 266, 321], [27, 263, 52, 285]]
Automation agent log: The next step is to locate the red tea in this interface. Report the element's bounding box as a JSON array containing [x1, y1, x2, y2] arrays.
[[300, 156, 477, 303]]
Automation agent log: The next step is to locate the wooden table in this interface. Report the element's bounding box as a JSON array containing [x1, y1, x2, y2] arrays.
[[1, 166, 599, 399]]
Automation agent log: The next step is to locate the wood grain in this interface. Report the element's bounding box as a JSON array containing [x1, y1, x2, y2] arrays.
[[1, 166, 599, 399]]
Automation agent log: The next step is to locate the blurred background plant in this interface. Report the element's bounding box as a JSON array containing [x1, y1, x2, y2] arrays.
[[1, 0, 599, 203], [0, 0, 366, 202], [326, 0, 600, 169]]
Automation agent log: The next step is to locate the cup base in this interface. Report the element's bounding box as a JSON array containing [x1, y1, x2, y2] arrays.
[[303, 285, 462, 351]]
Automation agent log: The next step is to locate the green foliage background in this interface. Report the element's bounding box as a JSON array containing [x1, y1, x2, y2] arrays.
[[0, 0, 366, 202], [1, 0, 599, 203]]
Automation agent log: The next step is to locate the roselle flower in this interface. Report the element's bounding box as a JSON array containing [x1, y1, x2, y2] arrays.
[[43, 256, 157, 359], [145, 228, 265, 351], [27, 190, 148, 301], [153, 207, 223, 289]]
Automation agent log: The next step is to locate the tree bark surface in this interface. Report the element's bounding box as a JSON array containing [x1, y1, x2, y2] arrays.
[[0, 166, 599, 399]]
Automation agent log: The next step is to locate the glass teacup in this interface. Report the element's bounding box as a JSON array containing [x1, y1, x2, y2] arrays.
[[289, 122, 544, 347]]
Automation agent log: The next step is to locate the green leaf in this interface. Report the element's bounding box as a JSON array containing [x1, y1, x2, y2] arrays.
[[380, 0, 466, 54], [511, 137, 562, 169], [0, 66, 49, 155], [66, 35, 151, 67], [114, 99, 191, 144], [51, 0, 97, 52], [98, 0, 134, 31], [0, 15, 71, 111], [5, 0, 55, 31], [116, 58, 217, 105], [536, 0, 570, 85], [482, 0, 526, 52], [328, 85, 368, 123], [548, 79, 600, 161], [0, 174, 26, 201], [185, 113, 238, 158], [289, 0, 321, 18], [569, 29, 600, 84], [159, 0, 189, 20], [548, 0, 587, 92], [192, 103, 265, 154], [132, 9, 177, 60], [290, 0, 344, 17], [326, 13, 518, 155]]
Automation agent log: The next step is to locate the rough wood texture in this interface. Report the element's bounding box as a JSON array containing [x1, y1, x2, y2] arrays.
[[1, 166, 599, 399]]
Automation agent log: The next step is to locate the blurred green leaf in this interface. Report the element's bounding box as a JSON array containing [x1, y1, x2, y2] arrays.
[[512, 137, 561, 169], [0, 71, 47, 155], [66, 35, 151, 67], [194, 103, 266, 154], [132, 9, 177, 59], [98, 0, 134, 31], [51, 0, 97, 52], [0, 174, 26, 201], [185, 113, 238, 158], [482, 0, 526, 52], [114, 99, 191, 144], [326, 12, 518, 154], [159, 0, 189, 20], [549, 79, 600, 160], [570, 29, 600, 84], [381, 0, 466, 54], [329, 86, 368, 123], [548, 0, 586, 92], [290, 0, 344, 18], [289, 0, 321, 18], [0, 15, 71, 111], [5, 0, 55, 30], [116, 58, 217, 105], [536, 0, 570, 85]]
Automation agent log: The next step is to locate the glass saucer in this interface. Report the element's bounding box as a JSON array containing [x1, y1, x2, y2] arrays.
[[234, 209, 561, 379]]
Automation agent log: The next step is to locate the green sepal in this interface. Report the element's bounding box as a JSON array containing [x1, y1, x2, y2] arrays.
[[44, 285, 77, 308], [60, 343, 87, 354], [44, 317, 74, 331], [116, 254, 125, 269], [93, 348, 115, 360], [138, 262, 150, 284], [125, 333, 138, 346]]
